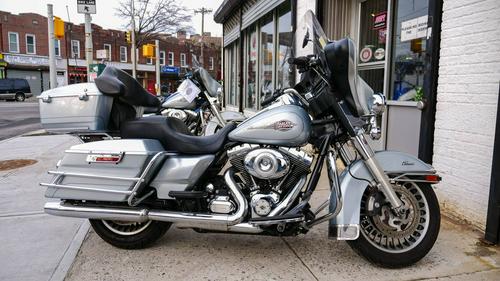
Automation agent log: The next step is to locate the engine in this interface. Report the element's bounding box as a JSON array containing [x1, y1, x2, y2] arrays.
[[161, 109, 197, 122], [215, 144, 312, 218]]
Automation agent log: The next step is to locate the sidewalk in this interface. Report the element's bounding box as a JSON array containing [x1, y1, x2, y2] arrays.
[[67, 172, 500, 281], [0, 135, 88, 281]]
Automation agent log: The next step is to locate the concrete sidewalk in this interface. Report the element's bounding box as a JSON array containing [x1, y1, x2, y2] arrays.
[[0, 135, 88, 281], [65, 170, 500, 280]]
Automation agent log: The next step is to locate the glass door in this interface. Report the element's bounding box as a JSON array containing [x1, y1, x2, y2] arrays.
[[357, 0, 389, 151], [385, 0, 430, 156]]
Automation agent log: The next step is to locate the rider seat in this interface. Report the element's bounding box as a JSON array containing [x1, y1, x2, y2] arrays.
[[120, 116, 236, 154]]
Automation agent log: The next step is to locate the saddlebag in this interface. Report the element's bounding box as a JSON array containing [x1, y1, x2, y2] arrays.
[[39, 83, 114, 132], [42, 139, 165, 202]]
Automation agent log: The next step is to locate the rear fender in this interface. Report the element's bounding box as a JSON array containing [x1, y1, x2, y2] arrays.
[[328, 150, 438, 240]]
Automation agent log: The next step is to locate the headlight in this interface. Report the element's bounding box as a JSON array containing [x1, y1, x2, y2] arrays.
[[372, 93, 386, 115]]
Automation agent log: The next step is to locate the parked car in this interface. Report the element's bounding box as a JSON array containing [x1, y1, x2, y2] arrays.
[[0, 78, 32, 102]]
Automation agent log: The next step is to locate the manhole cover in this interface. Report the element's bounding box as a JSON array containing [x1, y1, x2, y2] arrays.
[[0, 159, 38, 171]]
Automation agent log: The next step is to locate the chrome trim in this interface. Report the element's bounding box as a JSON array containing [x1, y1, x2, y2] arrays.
[[250, 216, 304, 226], [47, 171, 141, 182], [40, 183, 133, 195], [389, 172, 440, 184], [307, 150, 343, 228], [64, 149, 152, 156], [268, 176, 307, 217], [127, 151, 169, 206], [330, 224, 360, 240], [44, 169, 249, 230]]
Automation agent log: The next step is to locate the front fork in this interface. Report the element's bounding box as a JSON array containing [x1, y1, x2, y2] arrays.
[[351, 133, 404, 212]]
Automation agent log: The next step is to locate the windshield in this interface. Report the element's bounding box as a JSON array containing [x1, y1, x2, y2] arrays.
[[296, 10, 329, 57]]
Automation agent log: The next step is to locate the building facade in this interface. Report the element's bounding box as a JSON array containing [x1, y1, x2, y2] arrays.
[[214, 0, 500, 240], [0, 10, 222, 96]]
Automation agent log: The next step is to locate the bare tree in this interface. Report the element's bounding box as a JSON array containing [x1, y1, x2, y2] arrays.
[[116, 0, 192, 47]]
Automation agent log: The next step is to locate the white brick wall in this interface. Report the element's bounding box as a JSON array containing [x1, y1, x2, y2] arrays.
[[434, 0, 500, 228]]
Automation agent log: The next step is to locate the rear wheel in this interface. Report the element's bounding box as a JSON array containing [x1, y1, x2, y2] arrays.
[[15, 93, 25, 102], [89, 219, 171, 249], [347, 181, 440, 268]]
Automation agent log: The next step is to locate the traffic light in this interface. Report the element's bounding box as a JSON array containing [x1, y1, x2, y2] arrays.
[[142, 44, 154, 58], [54, 16, 64, 39], [125, 31, 131, 44]]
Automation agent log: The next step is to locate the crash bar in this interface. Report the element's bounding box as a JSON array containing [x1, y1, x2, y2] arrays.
[[40, 183, 133, 195], [47, 171, 142, 182]]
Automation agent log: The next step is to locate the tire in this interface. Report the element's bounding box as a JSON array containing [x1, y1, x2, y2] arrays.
[[15, 93, 25, 102], [89, 219, 171, 249], [347, 182, 440, 268]]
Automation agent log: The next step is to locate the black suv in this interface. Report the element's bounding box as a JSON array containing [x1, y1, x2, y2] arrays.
[[0, 78, 33, 102]]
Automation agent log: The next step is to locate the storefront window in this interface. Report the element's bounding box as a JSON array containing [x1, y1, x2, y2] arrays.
[[390, 0, 429, 101], [359, 0, 388, 64], [276, 2, 293, 89], [226, 41, 239, 106], [245, 26, 258, 110], [260, 14, 274, 102]]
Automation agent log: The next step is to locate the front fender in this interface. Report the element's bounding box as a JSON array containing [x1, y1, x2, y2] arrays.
[[328, 150, 436, 240]]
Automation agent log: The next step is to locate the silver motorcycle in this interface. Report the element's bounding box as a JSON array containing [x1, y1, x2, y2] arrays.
[[41, 11, 440, 268], [160, 58, 245, 135]]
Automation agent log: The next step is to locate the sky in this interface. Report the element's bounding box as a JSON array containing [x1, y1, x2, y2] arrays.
[[0, 0, 223, 36]]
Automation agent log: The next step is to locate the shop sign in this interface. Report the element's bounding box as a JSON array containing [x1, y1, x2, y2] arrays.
[[401, 15, 428, 42], [359, 47, 373, 63], [373, 12, 387, 30], [4, 54, 48, 66], [161, 66, 180, 74]]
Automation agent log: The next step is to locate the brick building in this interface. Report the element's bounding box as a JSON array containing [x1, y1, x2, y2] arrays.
[[0, 10, 222, 95]]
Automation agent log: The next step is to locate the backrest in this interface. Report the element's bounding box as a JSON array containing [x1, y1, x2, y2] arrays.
[[95, 66, 160, 108]]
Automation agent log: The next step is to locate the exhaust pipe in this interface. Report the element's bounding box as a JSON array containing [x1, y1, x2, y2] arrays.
[[44, 169, 249, 231]]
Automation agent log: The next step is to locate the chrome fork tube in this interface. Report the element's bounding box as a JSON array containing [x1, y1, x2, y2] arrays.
[[351, 133, 403, 210], [203, 91, 226, 126]]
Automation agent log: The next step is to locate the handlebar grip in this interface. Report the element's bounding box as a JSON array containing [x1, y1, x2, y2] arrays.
[[287, 56, 309, 66]]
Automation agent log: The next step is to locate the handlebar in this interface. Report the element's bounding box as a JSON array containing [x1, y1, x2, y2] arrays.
[[261, 90, 283, 107], [287, 56, 310, 67]]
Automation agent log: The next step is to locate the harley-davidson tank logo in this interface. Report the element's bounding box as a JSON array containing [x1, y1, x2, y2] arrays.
[[274, 120, 296, 131]]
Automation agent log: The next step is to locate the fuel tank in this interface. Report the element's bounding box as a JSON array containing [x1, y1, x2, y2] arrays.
[[228, 105, 311, 146], [161, 92, 197, 110]]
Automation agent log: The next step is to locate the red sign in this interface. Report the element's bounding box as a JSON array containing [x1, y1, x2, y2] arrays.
[[373, 12, 387, 30]]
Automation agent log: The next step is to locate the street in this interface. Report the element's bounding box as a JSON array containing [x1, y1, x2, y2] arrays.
[[0, 101, 41, 141]]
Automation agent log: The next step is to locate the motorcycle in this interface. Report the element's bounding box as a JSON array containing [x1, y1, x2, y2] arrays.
[[160, 58, 245, 135], [41, 11, 440, 268]]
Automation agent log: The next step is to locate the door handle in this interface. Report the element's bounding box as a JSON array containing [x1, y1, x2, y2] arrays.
[[416, 100, 426, 110]]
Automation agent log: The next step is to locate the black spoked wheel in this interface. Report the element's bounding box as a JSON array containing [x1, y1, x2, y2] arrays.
[[347, 181, 440, 268], [90, 219, 171, 249]]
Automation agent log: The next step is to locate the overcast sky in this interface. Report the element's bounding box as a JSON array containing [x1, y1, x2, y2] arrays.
[[0, 0, 223, 36]]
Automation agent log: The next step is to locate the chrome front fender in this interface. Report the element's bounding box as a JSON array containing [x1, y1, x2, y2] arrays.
[[328, 150, 437, 240]]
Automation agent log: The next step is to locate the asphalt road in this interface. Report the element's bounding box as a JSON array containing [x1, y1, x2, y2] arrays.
[[0, 101, 41, 141]]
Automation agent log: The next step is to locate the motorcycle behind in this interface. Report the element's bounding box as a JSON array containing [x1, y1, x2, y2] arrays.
[[40, 10, 440, 268], [159, 57, 245, 135]]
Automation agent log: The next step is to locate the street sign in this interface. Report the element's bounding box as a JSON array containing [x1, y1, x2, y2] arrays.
[[96, 49, 108, 59], [161, 66, 180, 74], [77, 0, 96, 14]]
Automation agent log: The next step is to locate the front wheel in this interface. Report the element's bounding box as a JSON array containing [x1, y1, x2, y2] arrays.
[[347, 181, 440, 268], [89, 219, 171, 249]]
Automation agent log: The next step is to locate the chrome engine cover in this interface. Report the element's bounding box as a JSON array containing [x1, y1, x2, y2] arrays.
[[162, 109, 188, 121], [208, 196, 235, 214], [243, 148, 289, 179], [250, 192, 279, 217]]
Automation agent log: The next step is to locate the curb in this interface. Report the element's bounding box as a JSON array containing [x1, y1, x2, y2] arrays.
[[49, 220, 90, 281]]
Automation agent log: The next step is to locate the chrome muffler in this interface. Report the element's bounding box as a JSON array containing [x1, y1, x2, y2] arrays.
[[44, 169, 250, 231]]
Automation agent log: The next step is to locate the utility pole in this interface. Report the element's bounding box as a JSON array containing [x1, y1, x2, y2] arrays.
[[47, 4, 57, 89], [194, 7, 212, 67], [131, 0, 137, 78], [84, 13, 93, 81], [155, 39, 160, 96]]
